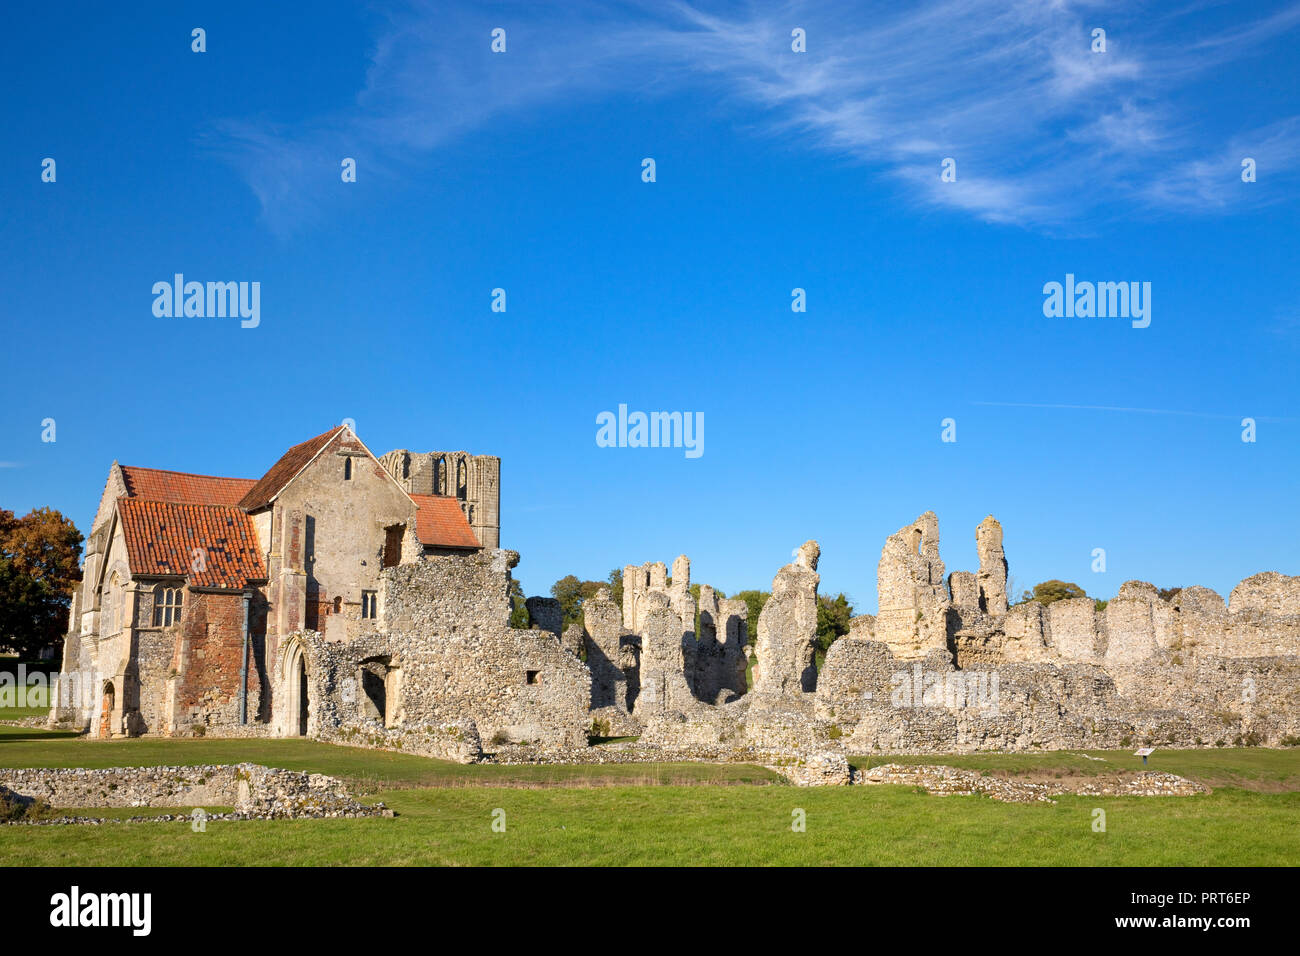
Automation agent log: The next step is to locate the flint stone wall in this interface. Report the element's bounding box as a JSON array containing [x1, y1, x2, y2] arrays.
[[282, 550, 590, 751], [0, 763, 367, 817], [583, 588, 631, 711], [876, 513, 950, 660], [752, 541, 820, 694]]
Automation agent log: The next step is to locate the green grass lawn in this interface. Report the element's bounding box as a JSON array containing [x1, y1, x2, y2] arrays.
[[0, 706, 49, 720], [6, 784, 1296, 866], [0, 726, 782, 791], [0, 659, 53, 722], [3, 727, 1297, 866], [850, 748, 1300, 792]]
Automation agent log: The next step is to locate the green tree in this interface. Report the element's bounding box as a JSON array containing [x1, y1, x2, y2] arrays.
[[549, 575, 606, 630], [733, 590, 770, 643], [0, 508, 83, 658], [606, 568, 623, 609], [815, 593, 854, 653], [550, 575, 584, 629], [507, 578, 529, 629], [1018, 579, 1087, 606]]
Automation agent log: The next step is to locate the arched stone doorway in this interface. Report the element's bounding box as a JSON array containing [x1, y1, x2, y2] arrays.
[[297, 656, 308, 736], [281, 639, 310, 737], [98, 681, 115, 739]]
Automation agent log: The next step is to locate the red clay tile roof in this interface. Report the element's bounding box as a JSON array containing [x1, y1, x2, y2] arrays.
[[120, 466, 256, 507], [411, 495, 481, 550], [238, 426, 344, 512], [119, 499, 267, 589]]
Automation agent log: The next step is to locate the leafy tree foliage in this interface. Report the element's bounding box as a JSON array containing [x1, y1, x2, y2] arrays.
[[606, 568, 623, 610], [1017, 579, 1087, 606], [507, 578, 529, 629], [0, 508, 83, 658], [549, 575, 606, 630], [816, 593, 854, 653], [733, 590, 770, 642]]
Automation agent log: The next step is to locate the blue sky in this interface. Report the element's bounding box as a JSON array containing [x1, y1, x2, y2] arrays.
[[1, 0, 1297, 610]]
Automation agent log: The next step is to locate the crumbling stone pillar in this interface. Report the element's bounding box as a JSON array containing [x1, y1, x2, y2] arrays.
[[948, 571, 979, 608], [668, 555, 695, 634], [976, 515, 1008, 615], [634, 593, 694, 716], [752, 541, 820, 695], [876, 512, 950, 661], [695, 586, 749, 703], [273, 508, 308, 645], [582, 587, 630, 711], [621, 564, 648, 633], [561, 623, 584, 659]]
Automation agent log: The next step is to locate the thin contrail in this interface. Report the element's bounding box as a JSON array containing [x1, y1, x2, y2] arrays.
[[971, 402, 1293, 423]]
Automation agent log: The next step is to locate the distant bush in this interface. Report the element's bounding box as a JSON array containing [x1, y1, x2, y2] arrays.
[[1016, 580, 1087, 606]]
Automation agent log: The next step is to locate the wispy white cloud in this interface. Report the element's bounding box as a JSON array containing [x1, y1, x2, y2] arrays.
[[211, 0, 1300, 232], [1143, 117, 1300, 210]]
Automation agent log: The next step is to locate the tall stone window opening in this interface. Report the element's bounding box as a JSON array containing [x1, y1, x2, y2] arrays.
[[297, 656, 309, 736], [153, 585, 184, 626], [382, 525, 404, 568], [700, 611, 716, 645], [98, 681, 115, 739], [360, 665, 386, 723], [358, 657, 400, 727], [361, 590, 377, 619], [456, 459, 467, 500], [344, 456, 353, 480]]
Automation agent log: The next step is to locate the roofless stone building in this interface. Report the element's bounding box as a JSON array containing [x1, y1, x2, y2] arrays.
[[49, 429, 1300, 762]]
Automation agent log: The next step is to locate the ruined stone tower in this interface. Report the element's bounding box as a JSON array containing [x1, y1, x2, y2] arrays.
[[380, 449, 500, 549], [752, 540, 821, 695], [876, 512, 950, 660]]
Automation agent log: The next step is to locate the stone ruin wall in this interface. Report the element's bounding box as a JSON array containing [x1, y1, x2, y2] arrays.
[[381, 518, 1299, 756], [275, 548, 591, 761], [815, 513, 1300, 751], [0, 764, 380, 819], [695, 584, 749, 703], [51, 502, 1299, 759], [525, 553, 753, 744], [604, 513, 1300, 754]]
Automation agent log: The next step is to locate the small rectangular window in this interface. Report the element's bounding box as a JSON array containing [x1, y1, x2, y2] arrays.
[[154, 586, 184, 626], [361, 591, 378, 619], [382, 525, 404, 568], [526, 670, 540, 685]]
